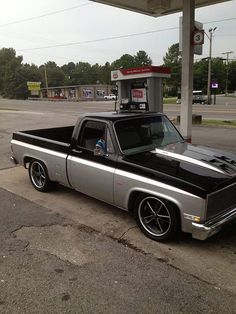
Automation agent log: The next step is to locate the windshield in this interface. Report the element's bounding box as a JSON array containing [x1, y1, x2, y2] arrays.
[[114, 115, 184, 155]]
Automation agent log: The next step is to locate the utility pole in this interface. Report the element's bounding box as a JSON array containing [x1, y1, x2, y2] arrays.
[[206, 27, 217, 105], [222, 51, 233, 96], [44, 66, 49, 98]]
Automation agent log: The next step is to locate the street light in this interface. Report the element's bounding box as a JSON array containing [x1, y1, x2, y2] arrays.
[[205, 27, 217, 104], [222, 51, 233, 96]]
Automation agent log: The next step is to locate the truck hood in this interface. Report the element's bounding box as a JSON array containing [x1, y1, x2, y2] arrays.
[[124, 142, 236, 195]]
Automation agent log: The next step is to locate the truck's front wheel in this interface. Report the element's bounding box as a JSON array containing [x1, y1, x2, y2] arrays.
[[134, 195, 179, 242], [29, 160, 55, 192]]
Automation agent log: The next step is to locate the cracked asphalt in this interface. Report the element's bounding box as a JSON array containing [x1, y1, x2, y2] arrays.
[[0, 99, 236, 313], [1, 187, 236, 314]]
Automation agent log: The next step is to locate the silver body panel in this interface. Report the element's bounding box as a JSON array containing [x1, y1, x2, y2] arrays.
[[11, 140, 70, 188], [68, 156, 115, 204]]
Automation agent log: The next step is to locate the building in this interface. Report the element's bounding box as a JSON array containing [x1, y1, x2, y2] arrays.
[[40, 84, 113, 101]]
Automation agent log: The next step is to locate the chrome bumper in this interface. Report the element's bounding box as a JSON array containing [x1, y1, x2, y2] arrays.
[[192, 207, 236, 240]]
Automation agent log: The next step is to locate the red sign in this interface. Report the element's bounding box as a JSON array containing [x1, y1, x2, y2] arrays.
[[121, 66, 170, 76], [131, 88, 146, 102], [132, 89, 143, 98]]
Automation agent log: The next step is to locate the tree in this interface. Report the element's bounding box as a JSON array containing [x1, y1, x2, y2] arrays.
[[61, 62, 76, 85], [13, 63, 41, 99], [194, 58, 226, 93], [163, 43, 182, 95], [39, 61, 65, 88], [0, 48, 25, 99], [211, 58, 226, 93], [193, 59, 208, 92], [227, 60, 236, 92], [91, 63, 102, 84], [100, 62, 111, 84], [134, 50, 152, 66], [111, 54, 136, 70], [74, 62, 92, 85]]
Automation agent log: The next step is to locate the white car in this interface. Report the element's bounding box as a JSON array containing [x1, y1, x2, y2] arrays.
[[104, 94, 116, 100]]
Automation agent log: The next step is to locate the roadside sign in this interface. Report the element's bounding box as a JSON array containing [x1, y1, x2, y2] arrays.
[[193, 30, 204, 45], [27, 82, 41, 91], [179, 17, 204, 55], [211, 81, 218, 89]]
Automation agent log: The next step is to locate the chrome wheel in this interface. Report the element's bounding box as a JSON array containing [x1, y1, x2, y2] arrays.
[[134, 194, 180, 242], [136, 196, 176, 240], [30, 161, 46, 189], [29, 160, 55, 192]]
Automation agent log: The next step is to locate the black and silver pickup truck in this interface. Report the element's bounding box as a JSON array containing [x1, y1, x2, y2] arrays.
[[11, 111, 236, 242]]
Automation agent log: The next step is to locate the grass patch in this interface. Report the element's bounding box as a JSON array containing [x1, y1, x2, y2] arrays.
[[163, 97, 177, 104], [202, 119, 236, 127], [0, 108, 20, 111]]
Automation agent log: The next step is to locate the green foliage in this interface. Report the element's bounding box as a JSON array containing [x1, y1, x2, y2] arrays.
[[228, 61, 236, 91], [194, 58, 226, 93], [0, 45, 234, 100], [163, 43, 182, 95], [163, 42, 235, 96], [134, 50, 152, 66], [193, 59, 208, 92], [0, 48, 23, 98], [111, 54, 136, 69], [39, 61, 65, 87], [111, 50, 152, 70]]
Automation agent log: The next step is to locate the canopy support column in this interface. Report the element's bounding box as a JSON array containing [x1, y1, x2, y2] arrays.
[[180, 0, 195, 142]]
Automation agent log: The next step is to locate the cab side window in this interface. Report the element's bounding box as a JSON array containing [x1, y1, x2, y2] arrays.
[[78, 120, 114, 154]]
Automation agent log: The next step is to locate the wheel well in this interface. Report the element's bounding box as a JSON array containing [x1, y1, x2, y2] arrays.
[[24, 156, 35, 168], [128, 191, 145, 213], [128, 191, 181, 226]]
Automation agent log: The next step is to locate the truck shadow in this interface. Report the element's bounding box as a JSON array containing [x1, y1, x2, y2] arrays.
[[55, 185, 235, 249]]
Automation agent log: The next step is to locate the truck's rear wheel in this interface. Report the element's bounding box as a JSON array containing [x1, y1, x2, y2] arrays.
[[134, 195, 179, 242], [29, 160, 55, 192]]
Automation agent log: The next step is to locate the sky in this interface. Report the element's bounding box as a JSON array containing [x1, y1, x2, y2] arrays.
[[0, 0, 235, 66]]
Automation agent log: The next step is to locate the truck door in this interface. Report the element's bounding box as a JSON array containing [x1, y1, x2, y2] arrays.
[[67, 119, 116, 204]]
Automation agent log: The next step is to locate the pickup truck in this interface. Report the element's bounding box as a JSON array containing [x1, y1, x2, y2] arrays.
[[11, 111, 236, 242], [104, 94, 116, 100]]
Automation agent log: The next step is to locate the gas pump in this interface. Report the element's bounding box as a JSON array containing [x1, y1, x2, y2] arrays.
[[111, 66, 171, 112], [120, 81, 149, 111]]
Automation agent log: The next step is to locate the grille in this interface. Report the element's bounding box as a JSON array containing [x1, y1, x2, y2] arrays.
[[206, 182, 236, 220]]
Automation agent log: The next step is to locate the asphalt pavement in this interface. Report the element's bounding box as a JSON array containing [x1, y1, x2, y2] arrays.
[[0, 188, 236, 314], [0, 99, 236, 313]]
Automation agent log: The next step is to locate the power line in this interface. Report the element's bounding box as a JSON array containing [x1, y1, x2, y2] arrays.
[[16, 16, 236, 52], [0, 2, 91, 28], [17, 26, 179, 51], [204, 17, 236, 24]]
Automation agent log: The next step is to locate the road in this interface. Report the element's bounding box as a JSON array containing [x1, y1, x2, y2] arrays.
[[1, 96, 236, 121], [0, 98, 235, 313]]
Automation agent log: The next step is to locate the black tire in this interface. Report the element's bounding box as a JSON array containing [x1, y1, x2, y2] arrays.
[[134, 195, 179, 242], [29, 160, 55, 192]]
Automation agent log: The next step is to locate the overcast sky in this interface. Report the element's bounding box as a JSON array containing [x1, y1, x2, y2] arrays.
[[0, 0, 235, 66]]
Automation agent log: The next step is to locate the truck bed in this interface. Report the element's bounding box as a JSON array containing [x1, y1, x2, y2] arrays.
[[11, 126, 74, 187], [22, 126, 74, 144], [12, 126, 74, 157]]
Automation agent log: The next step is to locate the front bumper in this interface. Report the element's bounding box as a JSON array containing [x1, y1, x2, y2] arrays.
[[192, 207, 236, 240]]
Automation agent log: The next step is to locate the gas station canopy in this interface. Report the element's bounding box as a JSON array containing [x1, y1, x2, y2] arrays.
[[91, 0, 231, 141], [91, 0, 230, 17]]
